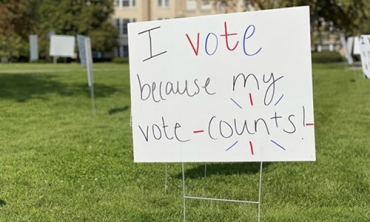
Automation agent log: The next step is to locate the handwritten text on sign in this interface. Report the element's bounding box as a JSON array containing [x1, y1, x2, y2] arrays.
[[128, 6, 315, 162]]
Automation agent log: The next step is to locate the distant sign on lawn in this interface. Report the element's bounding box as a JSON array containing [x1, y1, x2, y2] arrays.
[[128, 6, 315, 163], [29, 34, 39, 61], [359, 35, 370, 78], [49, 35, 75, 57]]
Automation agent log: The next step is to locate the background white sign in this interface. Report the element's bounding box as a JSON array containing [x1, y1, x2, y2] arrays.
[[359, 35, 370, 78], [340, 35, 353, 65], [129, 6, 315, 163], [77, 34, 88, 67], [29, 34, 39, 61], [49, 35, 75, 57]]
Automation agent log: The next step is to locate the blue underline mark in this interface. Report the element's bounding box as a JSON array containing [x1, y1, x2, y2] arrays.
[[274, 94, 284, 106], [270, 140, 286, 151], [230, 98, 242, 109], [226, 141, 239, 151]]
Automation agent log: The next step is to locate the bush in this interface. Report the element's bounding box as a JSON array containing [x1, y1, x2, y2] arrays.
[[28, 57, 76, 63], [112, 57, 129, 64], [311, 51, 344, 63], [29, 58, 54, 63]]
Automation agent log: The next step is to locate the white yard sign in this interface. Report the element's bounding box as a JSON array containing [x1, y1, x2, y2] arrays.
[[353, 36, 361, 55], [84, 37, 94, 87], [359, 35, 370, 78], [49, 35, 75, 57], [84, 37, 96, 115], [128, 6, 315, 163]]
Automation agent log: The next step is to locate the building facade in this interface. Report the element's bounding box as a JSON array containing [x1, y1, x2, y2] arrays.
[[112, 1, 340, 57], [112, 0, 247, 57]]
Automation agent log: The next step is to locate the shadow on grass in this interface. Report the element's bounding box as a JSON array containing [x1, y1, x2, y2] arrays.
[[108, 106, 129, 115], [177, 162, 271, 179], [0, 73, 118, 102], [0, 199, 6, 207]]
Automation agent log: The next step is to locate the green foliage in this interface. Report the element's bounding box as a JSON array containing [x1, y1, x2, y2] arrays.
[[311, 51, 344, 63], [0, 34, 29, 60], [112, 57, 129, 64], [0, 0, 38, 39], [0, 63, 370, 221]]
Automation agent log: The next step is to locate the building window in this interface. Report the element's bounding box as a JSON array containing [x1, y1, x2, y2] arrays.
[[121, 18, 136, 35], [115, 19, 120, 30], [116, 47, 120, 57], [186, 0, 196, 10], [122, 0, 136, 7], [114, 0, 120, 7], [120, 46, 124, 57], [123, 46, 129, 57], [201, 0, 211, 10], [116, 46, 129, 57], [92, 51, 102, 59], [158, 0, 169, 7], [122, 19, 130, 35]]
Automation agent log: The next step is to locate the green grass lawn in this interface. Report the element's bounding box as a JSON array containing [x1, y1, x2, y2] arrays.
[[0, 62, 369, 221]]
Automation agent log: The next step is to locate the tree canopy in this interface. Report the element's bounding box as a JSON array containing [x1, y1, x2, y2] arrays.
[[0, 0, 37, 59], [0, 0, 36, 39]]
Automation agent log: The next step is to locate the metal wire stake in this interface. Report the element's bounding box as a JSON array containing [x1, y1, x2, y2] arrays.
[[203, 163, 207, 193], [165, 163, 168, 194], [257, 162, 263, 222], [90, 85, 96, 116], [182, 162, 186, 222]]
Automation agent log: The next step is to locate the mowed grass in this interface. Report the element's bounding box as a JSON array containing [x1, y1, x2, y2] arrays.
[[0, 62, 369, 221]]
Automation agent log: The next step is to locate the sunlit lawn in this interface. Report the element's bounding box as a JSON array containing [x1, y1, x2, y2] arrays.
[[0, 62, 369, 221]]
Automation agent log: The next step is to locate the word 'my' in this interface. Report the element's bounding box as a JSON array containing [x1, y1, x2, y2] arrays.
[[185, 22, 262, 56]]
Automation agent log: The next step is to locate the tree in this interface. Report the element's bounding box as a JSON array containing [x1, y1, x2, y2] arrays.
[[0, 0, 118, 60], [246, 0, 370, 36], [37, 0, 118, 57], [0, 0, 38, 60], [0, 34, 28, 59]]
